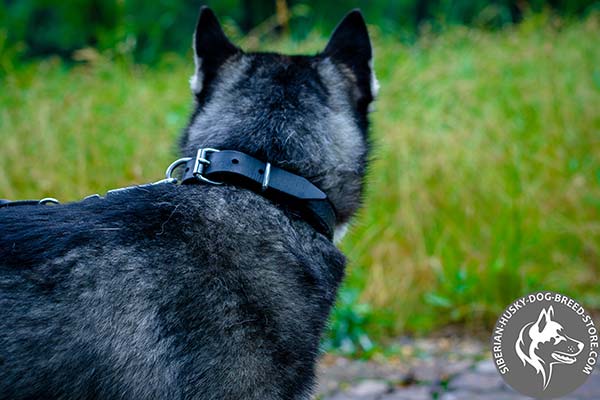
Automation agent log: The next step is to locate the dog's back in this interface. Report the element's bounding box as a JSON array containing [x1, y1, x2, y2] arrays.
[[1, 184, 344, 399], [0, 7, 376, 399]]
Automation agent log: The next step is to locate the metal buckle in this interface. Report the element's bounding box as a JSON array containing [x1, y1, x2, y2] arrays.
[[164, 148, 222, 185], [193, 148, 223, 185]]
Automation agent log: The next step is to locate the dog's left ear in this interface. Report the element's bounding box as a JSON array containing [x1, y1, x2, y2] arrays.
[[190, 6, 240, 95], [535, 307, 553, 333], [323, 9, 379, 109]]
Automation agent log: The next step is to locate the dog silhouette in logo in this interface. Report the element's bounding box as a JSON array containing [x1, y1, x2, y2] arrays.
[[515, 306, 584, 390]]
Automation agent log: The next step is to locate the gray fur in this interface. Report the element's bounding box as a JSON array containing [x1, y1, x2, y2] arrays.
[[0, 7, 375, 400], [184, 54, 365, 224]]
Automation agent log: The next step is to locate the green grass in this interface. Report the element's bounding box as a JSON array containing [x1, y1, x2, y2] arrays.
[[1, 14, 599, 340]]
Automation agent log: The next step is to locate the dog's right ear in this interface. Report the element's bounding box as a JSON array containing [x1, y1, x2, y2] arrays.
[[190, 6, 239, 95]]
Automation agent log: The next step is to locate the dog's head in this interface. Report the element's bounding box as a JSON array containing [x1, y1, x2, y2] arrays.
[[515, 306, 584, 389], [180, 7, 377, 227]]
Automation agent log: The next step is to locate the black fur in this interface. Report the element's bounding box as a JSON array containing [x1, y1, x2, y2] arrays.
[[0, 7, 375, 400]]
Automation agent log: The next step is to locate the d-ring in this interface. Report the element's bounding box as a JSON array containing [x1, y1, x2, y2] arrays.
[[165, 157, 193, 180], [38, 197, 60, 205]]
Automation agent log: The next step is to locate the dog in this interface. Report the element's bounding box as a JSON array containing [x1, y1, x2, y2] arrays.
[[0, 6, 377, 400], [515, 306, 584, 390]]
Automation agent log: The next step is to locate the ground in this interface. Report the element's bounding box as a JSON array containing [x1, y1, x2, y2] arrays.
[[316, 338, 600, 400]]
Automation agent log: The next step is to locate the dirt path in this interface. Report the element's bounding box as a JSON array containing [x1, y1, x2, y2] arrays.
[[316, 338, 600, 400]]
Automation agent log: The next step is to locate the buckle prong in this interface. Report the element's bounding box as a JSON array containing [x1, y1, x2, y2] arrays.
[[193, 148, 223, 185]]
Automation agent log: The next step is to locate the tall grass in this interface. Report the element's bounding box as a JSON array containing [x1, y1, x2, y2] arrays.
[[343, 13, 600, 334], [1, 14, 598, 337]]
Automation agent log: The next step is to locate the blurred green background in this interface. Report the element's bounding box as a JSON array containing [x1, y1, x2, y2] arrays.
[[1, 1, 599, 356]]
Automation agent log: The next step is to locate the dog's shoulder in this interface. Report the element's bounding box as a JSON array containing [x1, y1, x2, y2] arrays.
[[0, 183, 343, 274]]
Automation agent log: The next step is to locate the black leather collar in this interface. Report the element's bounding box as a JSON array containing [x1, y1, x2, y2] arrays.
[[1, 149, 337, 239], [178, 149, 337, 239]]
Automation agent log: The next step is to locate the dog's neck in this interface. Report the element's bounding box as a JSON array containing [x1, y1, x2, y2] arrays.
[[177, 148, 338, 239]]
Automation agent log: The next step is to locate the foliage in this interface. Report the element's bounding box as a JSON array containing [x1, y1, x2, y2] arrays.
[[1, 0, 599, 64], [323, 288, 378, 357], [1, 14, 599, 341], [341, 12, 600, 334]]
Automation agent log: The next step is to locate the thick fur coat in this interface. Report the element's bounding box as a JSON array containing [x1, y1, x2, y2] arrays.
[[0, 7, 377, 400]]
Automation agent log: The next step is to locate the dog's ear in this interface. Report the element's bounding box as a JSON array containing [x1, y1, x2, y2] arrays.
[[535, 307, 551, 333], [323, 9, 379, 109], [190, 6, 240, 95]]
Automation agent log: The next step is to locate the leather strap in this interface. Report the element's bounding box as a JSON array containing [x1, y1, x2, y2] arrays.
[[180, 150, 336, 239]]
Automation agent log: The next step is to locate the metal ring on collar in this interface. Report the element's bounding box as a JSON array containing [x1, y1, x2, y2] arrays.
[[38, 197, 60, 205], [165, 157, 193, 181]]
